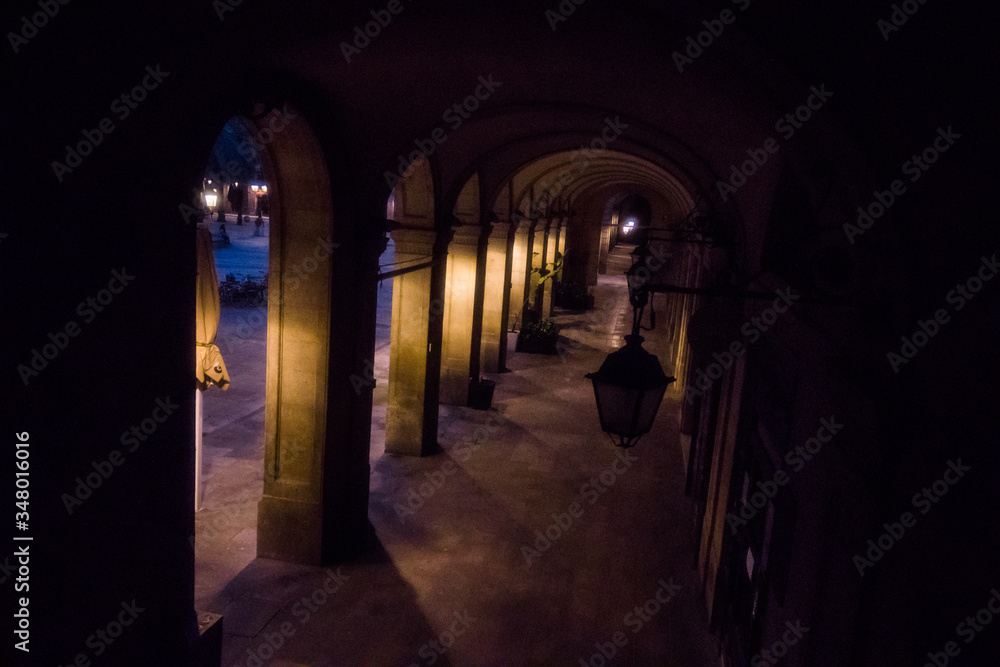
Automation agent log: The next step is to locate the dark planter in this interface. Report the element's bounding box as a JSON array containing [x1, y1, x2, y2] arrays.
[[515, 331, 559, 355], [553, 284, 595, 310], [468, 379, 496, 410]]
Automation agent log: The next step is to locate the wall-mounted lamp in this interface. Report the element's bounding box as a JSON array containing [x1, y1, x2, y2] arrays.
[[586, 334, 675, 448]]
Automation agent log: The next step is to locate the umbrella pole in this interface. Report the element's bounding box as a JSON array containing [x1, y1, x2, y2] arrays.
[[195, 388, 204, 511]]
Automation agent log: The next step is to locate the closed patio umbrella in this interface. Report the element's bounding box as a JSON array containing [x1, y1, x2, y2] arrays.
[[195, 225, 230, 510]]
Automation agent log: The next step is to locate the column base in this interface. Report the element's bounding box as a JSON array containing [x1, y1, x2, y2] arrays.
[[257, 494, 323, 564], [189, 611, 223, 667]]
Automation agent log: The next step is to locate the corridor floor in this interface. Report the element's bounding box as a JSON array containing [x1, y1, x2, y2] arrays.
[[194, 244, 720, 666]]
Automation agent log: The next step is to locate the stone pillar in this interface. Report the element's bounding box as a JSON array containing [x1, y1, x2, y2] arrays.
[[543, 218, 560, 317], [440, 224, 480, 405], [469, 221, 491, 383], [597, 220, 612, 275], [424, 226, 452, 437], [481, 221, 511, 373], [510, 218, 530, 330], [385, 227, 439, 457], [529, 218, 547, 319], [557, 216, 568, 264], [321, 229, 384, 560], [257, 209, 380, 563]]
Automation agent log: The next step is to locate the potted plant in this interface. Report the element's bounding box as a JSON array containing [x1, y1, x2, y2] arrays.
[[516, 315, 561, 354]]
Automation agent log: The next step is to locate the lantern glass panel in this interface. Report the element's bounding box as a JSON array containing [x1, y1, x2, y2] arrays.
[[592, 380, 642, 436], [634, 384, 668, 435]]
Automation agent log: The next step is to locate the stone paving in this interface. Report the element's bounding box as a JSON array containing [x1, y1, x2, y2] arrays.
[[194, 244, 719, 666]]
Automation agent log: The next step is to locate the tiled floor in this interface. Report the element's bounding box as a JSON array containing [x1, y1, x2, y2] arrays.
[[194, 245, 720, 666]]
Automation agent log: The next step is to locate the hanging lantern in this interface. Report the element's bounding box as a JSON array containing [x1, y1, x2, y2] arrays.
[[586, 334, 676, 448]]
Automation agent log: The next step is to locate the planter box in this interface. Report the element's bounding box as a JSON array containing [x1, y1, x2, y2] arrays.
[[468, 379, 496, 410], [515, 332, 559, 355]]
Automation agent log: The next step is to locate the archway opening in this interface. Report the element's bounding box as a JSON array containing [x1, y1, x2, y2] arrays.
[[193, 114, 272, 609], [368, 191, 398, 460]]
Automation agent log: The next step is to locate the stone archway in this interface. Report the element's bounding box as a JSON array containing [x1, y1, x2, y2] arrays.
[[230, 103, 341, 564]]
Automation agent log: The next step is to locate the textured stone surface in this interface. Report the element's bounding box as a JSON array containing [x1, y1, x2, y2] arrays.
[[196, 246, 718, 665]]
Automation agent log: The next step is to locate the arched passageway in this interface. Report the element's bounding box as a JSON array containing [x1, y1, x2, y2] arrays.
[[7, 2, 995, 664]]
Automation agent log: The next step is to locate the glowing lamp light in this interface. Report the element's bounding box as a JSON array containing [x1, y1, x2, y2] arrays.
[[204, 192, 218, 209], [586, 335, 675, 448], [623, 218, 637, 234]]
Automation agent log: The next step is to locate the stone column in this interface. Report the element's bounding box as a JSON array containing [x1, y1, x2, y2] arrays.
[[597, 220, 613, 275], [480, 221, 511, 373], [385, 227, 439, 457], [321, 228, 385, 560], [256, 209, 381, 563], [543, 218, 561, 317], [529, 218, 548, 319], [557, 216, 568, 264], [510, 218, 530, 330], [439, 224, 481, 405]]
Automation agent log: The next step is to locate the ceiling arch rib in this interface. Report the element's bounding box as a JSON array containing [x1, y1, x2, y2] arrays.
[[506, 150, 695, 223]]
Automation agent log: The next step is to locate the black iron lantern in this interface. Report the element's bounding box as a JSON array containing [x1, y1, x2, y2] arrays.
[[586, 334, 676, 448]]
